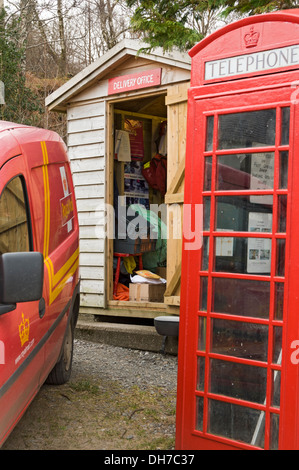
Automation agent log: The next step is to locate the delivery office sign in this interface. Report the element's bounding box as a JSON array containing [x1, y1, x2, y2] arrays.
[[108, 68, 162, 95]]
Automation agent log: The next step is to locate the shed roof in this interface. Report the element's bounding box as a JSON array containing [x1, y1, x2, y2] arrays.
[[46, 39, 191, 112]]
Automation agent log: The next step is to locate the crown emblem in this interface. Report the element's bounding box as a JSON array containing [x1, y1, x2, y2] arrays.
[[244, 27, 260, 48], [19, 313, 30, 347]]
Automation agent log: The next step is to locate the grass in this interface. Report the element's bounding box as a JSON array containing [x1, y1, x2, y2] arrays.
[[3, 374, 177, 450]]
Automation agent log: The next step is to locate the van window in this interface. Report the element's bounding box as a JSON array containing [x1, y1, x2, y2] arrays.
[[0, 176, 30, 254]]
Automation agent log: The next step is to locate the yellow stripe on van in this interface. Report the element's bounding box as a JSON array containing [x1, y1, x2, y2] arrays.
[[49, 257, 79, 305], [41, 141, 79, 305], [41, 141, 50, 259], [48, 248, 80, 288]]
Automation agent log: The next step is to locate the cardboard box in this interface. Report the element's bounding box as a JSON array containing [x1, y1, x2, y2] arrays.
[[129, 283, 166, 302]]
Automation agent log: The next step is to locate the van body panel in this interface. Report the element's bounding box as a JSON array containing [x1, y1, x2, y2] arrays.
[[0, 122, 79, 446]]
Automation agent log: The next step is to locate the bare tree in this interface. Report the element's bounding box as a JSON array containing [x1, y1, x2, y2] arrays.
[[57, 0, 67, 75], [79, 0, 132, 60], [6, 0, 133, 76]]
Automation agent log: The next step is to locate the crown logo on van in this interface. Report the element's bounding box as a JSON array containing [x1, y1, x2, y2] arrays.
[[244, 27, 260, 48], [19, 313, 30, 347]]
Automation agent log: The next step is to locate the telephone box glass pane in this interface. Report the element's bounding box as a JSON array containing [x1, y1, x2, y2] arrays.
[[274, 283, 284, 320], [208, 400, 265, 447], [273, 327, 283, 364], [281, 107, 290, 146], [214, 237, 271, 274], [198, 317, 207, 351], [197, 356, 205, 391], [270, 414, 280, 450], [204, 197, 211, 231], [217, 153, 274, 191], [199, 277, 208, 311], [279, 151, 289, 189], [201, 237, 209, 271], [196, 397, 204, 432], [204, 156, 212, 191], [216, 196, 273, 232], [211, 319, 268, 362], [206, 116, 214, 151], [277, 195, 287, 233], [272, 370, 281, 409], [276, 239, 286, 277], [210, 359, 267, 403], [213, 278, 270, 318], [218, 109, 276, 149]]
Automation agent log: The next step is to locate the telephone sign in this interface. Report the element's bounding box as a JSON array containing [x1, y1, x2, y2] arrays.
[[205, 43, 299, 81]]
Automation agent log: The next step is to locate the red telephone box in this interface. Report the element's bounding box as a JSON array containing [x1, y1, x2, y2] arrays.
[[176, 10, 299, 450]]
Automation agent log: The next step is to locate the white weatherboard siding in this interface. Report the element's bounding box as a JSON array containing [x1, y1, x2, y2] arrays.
[[67, 100, 106, 309], [45, 39, 191, 315]]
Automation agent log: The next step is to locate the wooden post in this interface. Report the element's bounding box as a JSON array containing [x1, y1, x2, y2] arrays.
[[164, 82, 189, 310]]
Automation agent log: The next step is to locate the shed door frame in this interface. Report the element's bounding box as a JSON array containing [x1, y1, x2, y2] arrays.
[[177, 79, 299, 450], [105, 91, 168, 310]]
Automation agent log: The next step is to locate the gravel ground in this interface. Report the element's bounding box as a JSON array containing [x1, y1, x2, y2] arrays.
[[2, 339, 178, 450], [73, 339, 178, 391]]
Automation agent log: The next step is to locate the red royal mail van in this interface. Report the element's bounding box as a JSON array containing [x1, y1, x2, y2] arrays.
[[0, 121, 80, 447]]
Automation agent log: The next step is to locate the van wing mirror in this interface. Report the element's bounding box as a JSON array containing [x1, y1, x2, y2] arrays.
[[0, 252, 44, 305]]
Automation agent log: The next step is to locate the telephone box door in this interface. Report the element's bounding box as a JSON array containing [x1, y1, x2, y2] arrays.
[[176, 83, 299, 450]]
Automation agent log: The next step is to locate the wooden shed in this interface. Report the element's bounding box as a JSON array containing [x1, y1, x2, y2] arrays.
[[46, 39, 191, 320]]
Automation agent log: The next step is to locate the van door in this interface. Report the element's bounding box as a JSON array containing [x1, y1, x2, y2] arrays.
[[31, 140, 79, 382], [0, 157, 44, 445]]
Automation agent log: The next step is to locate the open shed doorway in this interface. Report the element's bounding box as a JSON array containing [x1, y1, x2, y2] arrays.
[[106, 92, 168, 311]]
